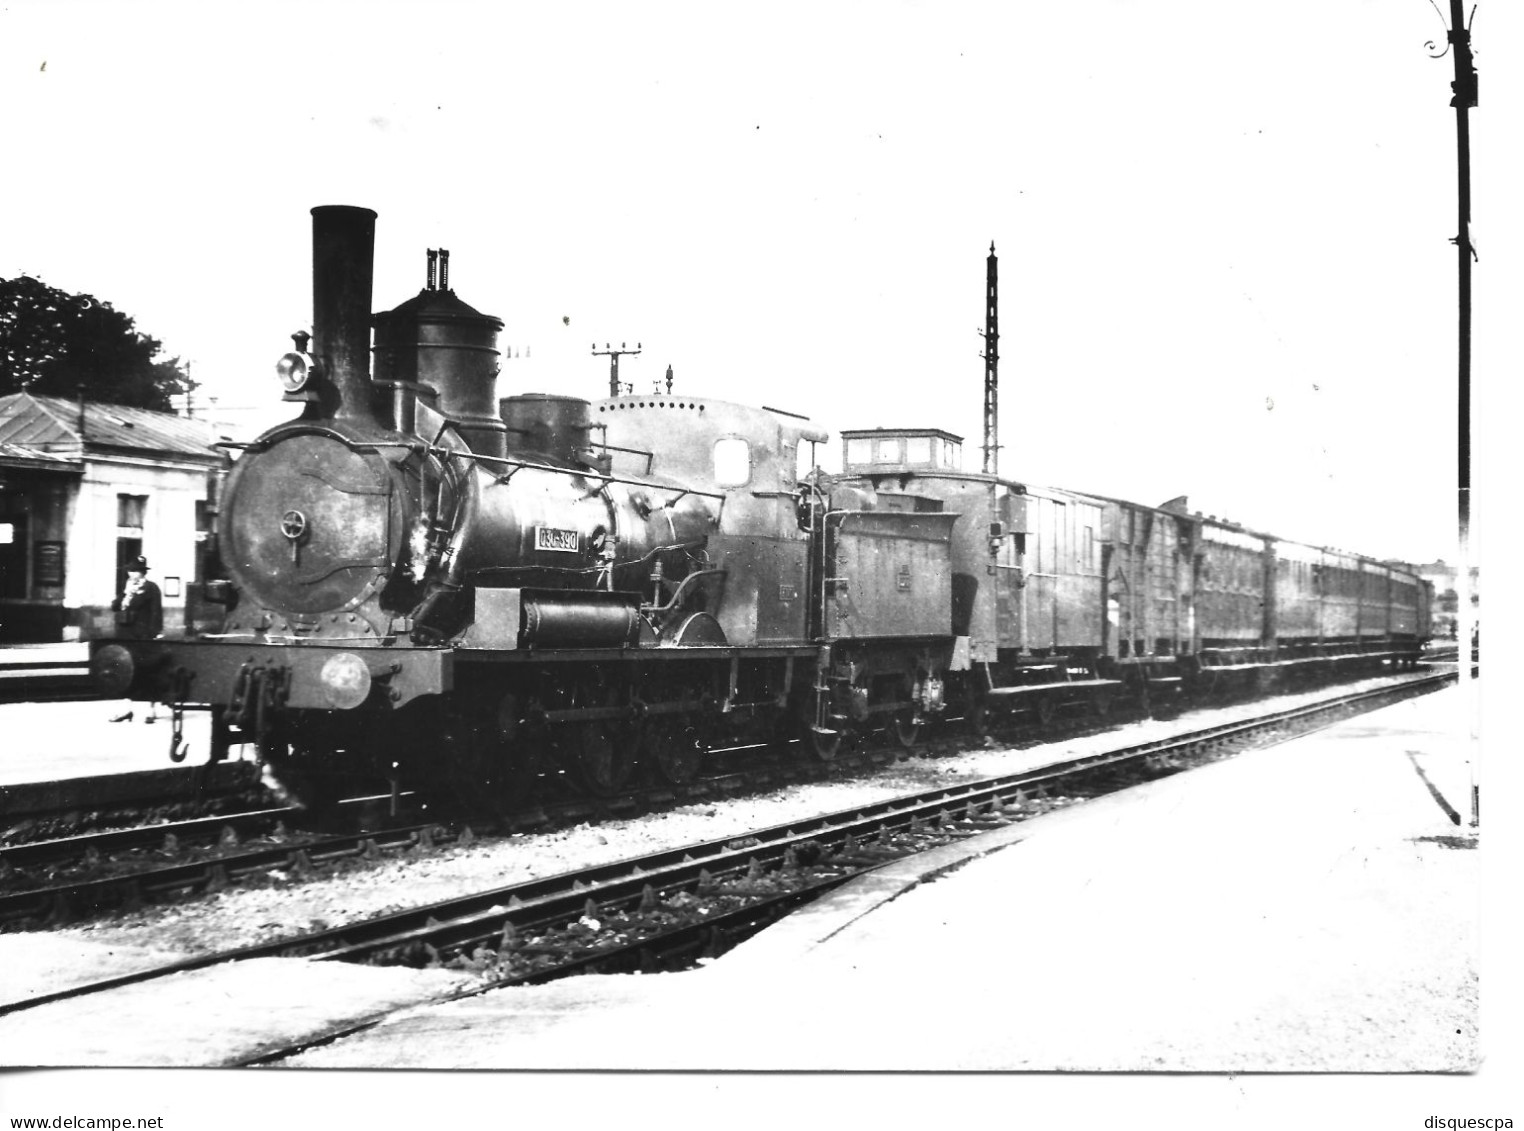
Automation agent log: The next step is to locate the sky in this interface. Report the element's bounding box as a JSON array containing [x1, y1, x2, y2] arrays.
[[1, 0, 1511, 567]]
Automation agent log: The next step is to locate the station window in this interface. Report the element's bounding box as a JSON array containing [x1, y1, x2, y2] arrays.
[[117, 494, 147, 530], [0, 516, 24, 599], [846, 438, 873, 466], [905, 436, 931, 464], [875, 437, 901, 462], [115, 493, 148, 600], [714, 437, 751, 487]]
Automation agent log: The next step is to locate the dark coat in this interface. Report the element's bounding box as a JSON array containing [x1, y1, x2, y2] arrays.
[[116, 579, 164, 639]]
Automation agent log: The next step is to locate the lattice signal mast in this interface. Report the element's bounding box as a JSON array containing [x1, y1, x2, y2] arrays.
[[981, 242, 1000, 476]]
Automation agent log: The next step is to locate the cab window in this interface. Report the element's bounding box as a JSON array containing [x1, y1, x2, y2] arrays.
[[714, 437, 751, 486], [796, 440, 817, 485]]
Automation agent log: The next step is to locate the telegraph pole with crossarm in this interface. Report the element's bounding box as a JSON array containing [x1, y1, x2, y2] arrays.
[[593, 342, 642, 397]]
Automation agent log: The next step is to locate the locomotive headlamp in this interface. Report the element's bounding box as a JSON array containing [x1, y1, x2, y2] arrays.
[[276, 350, 317, 393], [276, 331, 320, 394]]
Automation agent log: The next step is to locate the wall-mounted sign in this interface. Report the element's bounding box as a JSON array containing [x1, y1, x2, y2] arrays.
[[34, 541, 65, 587], [164, 575, 182, 598]]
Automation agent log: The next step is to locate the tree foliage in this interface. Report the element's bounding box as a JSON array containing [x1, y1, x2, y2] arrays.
[[0, 275, 194, 411]]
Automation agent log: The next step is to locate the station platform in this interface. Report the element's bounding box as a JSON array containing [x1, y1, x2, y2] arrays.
[[0, 642, 91, 703], [286, 683, 1481, 1072], [0, 645, 221, 787]]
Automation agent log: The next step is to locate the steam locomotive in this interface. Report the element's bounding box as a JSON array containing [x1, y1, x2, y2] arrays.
[[90, 206, 1432, 808]]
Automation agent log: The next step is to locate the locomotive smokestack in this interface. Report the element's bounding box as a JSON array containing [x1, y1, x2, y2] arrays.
[[311, 205, 378, 421]]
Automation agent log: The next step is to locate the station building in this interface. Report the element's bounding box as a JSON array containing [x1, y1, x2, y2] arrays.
[[0, 392, 230, 642]]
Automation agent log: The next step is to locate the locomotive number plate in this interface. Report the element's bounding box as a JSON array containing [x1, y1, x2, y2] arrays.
[[534, 526, 580, 553]]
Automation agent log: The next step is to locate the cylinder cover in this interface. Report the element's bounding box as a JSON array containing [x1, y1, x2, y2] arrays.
[[521, 592, 640, 648]]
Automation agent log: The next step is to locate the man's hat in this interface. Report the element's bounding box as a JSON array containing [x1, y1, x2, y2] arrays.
[[128, 556, 149, 573]]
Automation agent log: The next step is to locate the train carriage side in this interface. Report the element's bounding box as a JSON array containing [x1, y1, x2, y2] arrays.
[[1193, 520, 1277, 685], [1093, 497, 1201, 701], [1002, 487, 1107, 658], [1272, 540, 1429, 671]]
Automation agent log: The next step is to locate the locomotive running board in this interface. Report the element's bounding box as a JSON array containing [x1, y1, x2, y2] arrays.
[[982, 677, 1122, 698]]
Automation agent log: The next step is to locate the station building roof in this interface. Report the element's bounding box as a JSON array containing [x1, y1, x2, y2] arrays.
[[0, 392, 226, 471]]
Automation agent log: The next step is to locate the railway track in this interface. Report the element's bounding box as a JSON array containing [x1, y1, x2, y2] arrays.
[[0, 669, 1453, 1065], [0, 688, 1155, 925], [0, 759, 270, 843], [0, 669, 1445, 932]]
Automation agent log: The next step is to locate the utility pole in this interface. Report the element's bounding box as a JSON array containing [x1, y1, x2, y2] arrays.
[[981, 242, 1000, 476], [1444, 1, 1481, 548], [1440, 1, 1478, 825], [1447, 0, 1476, 550], [593, 341, 641, 397]]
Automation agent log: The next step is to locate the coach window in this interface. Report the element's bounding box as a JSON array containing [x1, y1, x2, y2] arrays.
[[714, 438, 751, 487]]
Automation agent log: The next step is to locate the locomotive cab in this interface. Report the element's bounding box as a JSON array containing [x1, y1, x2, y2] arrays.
[[595, 394, 827, 646]]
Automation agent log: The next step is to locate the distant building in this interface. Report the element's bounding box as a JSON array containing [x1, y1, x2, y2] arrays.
[[1405, 559, 1478, 640], [0, 392, 230, 642]]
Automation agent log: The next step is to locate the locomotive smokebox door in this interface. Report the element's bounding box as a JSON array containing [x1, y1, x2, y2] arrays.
[[220, 433, 400, 617]]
